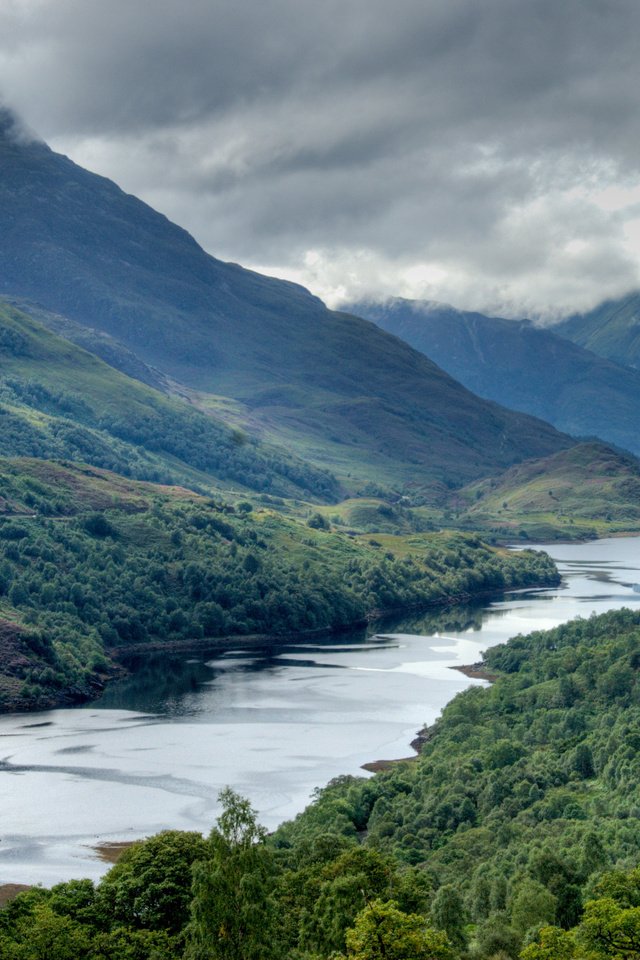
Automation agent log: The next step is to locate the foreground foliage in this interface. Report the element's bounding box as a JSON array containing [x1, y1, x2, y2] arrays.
[[274, 607, 640, 957]]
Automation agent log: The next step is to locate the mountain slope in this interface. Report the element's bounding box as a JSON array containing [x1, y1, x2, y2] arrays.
[[554, 290, 640, 368], [459, 441, 640, 540], [6, 297, 169, 392], [350, 297, 640, 456], [0, 299, 338, 500], [0, 109, 572, 492]]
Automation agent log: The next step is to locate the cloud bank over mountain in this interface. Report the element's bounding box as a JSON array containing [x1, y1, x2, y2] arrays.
[[2, 0, 640, 317]]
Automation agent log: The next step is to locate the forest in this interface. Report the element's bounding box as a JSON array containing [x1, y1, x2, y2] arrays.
[[1, 608, 640, 957], [0, 457, 558, 711]]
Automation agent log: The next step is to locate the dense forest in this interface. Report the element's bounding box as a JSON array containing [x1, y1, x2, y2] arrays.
[[2, 607, 640, 958], [0, 456, 558, 711]]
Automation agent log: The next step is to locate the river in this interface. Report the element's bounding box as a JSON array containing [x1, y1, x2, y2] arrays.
[[0, 536, 638, 886]]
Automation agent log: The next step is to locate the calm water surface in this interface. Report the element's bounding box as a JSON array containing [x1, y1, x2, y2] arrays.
[[0, 536, 638, 885]]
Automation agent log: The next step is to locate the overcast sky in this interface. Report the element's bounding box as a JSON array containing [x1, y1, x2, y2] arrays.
[[2, 0, 640, 318]]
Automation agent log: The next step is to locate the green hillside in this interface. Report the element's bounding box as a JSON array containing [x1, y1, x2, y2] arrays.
[[271, 607, 640, 958], [0, 299, 338, 501], [555, 290, 640, 368], [7, 296, 169, 391], [457, 442, 640, 540], [351, 297, 640, 457], [0, 456, 558, 712], [0, 109, 572, 492]]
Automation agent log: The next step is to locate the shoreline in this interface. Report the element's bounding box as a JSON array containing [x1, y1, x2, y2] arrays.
[[110, 577, 558, 661], [451, 661, 499, 682], [0, 577, 551, 716], [361, 723, 434, 772], [361, 659, 497, 772]]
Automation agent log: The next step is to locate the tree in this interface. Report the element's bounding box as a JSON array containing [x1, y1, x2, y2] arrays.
[[520, 925, 578, 960], [185, 788, 275, 960], [300, 847, 395, 955], [84, 513, 114, 538], [3, 903, 93, 960], [579, 897, 640, 957], [510, 879, 557, 938], [574, 744, 595, 779], [580, 832, 607, 879], [307, 513, 329, 530], [98, 830, 209, 934], [430, 884, 467, 950], [337, 899, 452, 960]]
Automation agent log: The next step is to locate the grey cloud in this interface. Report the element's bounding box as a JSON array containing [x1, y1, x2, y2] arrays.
[[2, 0, 640, 314]]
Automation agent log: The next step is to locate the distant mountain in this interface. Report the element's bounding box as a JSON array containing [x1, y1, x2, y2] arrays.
[[554, 290, 640, 369], [0, 108, 571, 493], [350, 297, 640, 456]]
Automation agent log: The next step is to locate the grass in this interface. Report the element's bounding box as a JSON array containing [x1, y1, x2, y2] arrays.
[[456, 442, 640, 540]]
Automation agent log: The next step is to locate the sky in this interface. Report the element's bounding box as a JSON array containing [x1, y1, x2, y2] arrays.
[[1, 0, 640, 319]]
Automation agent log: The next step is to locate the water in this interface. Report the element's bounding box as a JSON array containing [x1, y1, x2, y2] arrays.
[[0, 536, 638, 886]]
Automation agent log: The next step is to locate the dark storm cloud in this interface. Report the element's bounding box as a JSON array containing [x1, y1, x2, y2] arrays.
[[2, 0, 640, 314]]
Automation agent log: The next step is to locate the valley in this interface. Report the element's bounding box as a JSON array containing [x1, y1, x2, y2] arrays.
[[0, 68, 639, 960]]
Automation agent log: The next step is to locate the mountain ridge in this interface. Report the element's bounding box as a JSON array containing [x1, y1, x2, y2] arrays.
[[554, 289, 640, 368], [0, 299, 339, 501], [350, 296, 640, 457], [0, 109, 573, 493]]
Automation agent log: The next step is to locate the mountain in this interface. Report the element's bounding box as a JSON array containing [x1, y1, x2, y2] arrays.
[[0, 299, 339, 501], [554, 289, 640, 368], [350, 297, 640, 456], [0, 108, 572, 493]]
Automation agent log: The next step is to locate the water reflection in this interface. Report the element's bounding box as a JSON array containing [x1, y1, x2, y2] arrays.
[[96, 611, 486, 717]]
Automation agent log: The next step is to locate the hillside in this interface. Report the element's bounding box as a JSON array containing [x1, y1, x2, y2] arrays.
[[0, 456, 558, 712], [272, 607, 640, 958], [457, 442, 640, 540], [0, 299, 338, 501], [351, 297, 640, 457], [0, 109, 572, 492], [555, 290, 640, 368]]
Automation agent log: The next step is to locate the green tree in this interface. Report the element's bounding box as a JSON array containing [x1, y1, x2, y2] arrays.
[[185, 789, 275, 960], [520, 925, 578, 960], [510, 879, 557, 938], [430, 884, 467, 950], [300, 847, 394, 955], [338, 898, 452, 960], [579, 897, 640, 957], [98, 830, 209, 934], [574, 744, 595, 779], [580, 832, 607, 879], [3, 903, 93, 960]]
